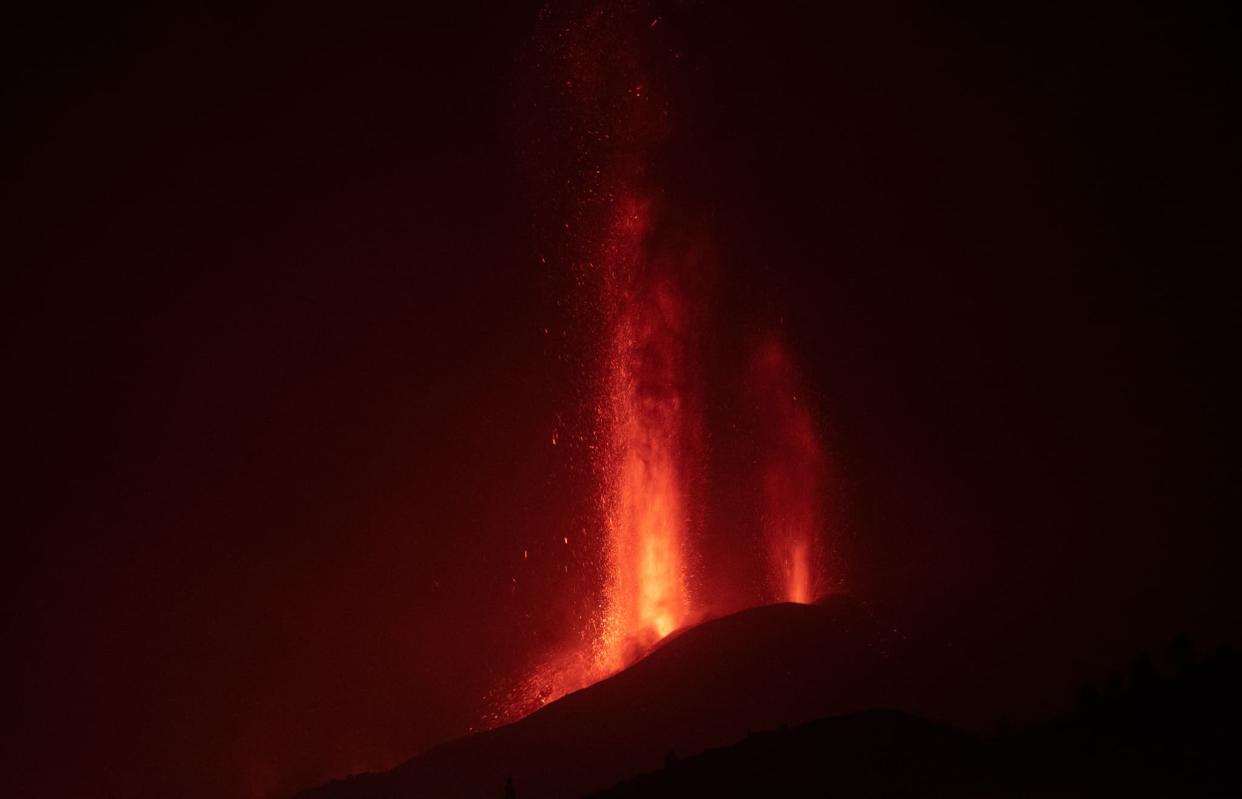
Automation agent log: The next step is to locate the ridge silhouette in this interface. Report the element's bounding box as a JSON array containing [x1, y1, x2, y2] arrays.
[[294, 600, 1239, 798], [592, 641, 1241, 796], [295, 597, 899, 798]]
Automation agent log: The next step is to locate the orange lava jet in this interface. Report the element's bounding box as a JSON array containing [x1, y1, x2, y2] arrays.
[[486, 196, 699, 724], [597, 196, 694, 667], [749, 337, 827, 604]]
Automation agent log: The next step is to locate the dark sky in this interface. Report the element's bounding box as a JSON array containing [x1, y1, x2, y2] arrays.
[[9, 3, 1239, 798]]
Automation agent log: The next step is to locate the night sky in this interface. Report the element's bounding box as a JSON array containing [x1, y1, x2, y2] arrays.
[[9, 3, 1239, 798]]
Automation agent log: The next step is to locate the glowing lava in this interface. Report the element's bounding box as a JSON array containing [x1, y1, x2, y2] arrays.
[[487, 198, 699, 720], [749, 337, 827, 604], [490, 3, 833, 727], [597, 197, 694, 667]]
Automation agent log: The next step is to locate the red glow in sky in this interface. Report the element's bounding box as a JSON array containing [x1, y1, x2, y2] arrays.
[[12, 3, 1237, 796]]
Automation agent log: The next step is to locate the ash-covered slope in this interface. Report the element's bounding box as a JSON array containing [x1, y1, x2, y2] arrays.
[[295, 596, 910, 799]]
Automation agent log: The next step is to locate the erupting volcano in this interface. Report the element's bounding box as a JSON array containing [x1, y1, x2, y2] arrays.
[[13, 0, 1234, 796], [492, 2, 834, 724]]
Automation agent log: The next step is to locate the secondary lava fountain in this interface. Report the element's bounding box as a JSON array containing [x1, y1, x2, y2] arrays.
[[748, 336, 829, 604]]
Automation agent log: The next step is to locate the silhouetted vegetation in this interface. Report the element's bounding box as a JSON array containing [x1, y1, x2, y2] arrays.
[[589, 639, 1242, 797]]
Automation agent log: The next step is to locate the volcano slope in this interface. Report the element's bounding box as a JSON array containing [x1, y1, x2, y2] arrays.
[[589, 643, 1242, 797], [295, 595, 1242, 798], [295, 596, 922, 799]]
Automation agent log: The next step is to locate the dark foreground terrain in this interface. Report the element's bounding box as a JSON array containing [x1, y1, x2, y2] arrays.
[[593, 644, 1241, 797], [297, 599, 1239, 798]]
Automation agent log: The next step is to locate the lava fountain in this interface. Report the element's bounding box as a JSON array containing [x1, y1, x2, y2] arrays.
[[748, 337, 828, 604], [490, 4, 702, 722], [596, 195, 696, 668], [491, 2, 831, 724], [488, 192, 702, 723]]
